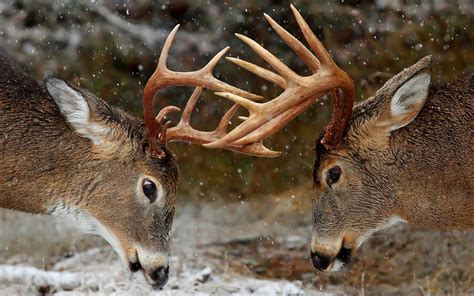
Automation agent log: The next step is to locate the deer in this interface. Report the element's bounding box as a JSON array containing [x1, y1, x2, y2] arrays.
[[193, 5, 472, 272], [231, 5, 471, 272], [0, 8, 352, 287]]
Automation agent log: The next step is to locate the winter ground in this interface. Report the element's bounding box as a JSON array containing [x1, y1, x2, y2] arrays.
[[0, 188, 473, 295]]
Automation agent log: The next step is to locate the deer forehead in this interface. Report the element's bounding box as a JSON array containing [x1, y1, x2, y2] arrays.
[[315, 150, 351, 172]]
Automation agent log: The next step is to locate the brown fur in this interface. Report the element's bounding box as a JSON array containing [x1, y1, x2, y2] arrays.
[[311, 56, 473, 270], [0, 52, 178, 286]]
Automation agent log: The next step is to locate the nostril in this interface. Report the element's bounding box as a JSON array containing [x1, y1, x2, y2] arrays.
[[150, 266, 169, 288], [310, 251, 332, 271], [129, 261, 142, 273]]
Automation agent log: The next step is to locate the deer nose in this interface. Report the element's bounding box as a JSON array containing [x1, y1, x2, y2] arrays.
[[310, 251, 332, 271], [149, 266, 169, 289]]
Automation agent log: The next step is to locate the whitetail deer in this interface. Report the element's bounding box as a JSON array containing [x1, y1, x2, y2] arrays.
[[0, 8, 354, 287], [221, 5, 471, 272]]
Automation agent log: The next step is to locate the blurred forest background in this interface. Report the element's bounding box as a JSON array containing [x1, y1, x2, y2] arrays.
[[0, 0, 472, 201], [0, 0, 473, 294]]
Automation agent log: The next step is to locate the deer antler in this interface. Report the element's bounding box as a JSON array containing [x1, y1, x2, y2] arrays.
[[204, 4, 354, 150], [143, 5, 354, 159], [143, 25, 280, 158]]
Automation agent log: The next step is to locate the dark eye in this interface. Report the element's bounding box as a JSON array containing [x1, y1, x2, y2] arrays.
[[142, 178, 157, 203], [326, 166, 341, 187]]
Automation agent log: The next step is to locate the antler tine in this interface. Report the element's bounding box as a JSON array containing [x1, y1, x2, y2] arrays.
[[226, 57, 287, 89], [240, 142, 281, 157], [214, 92, 259, 113], [214, 103, 240, 136], [161, 87, 283, 157], [203, 47, 229, 75], [204, 90, 269, 149], [179, 87, 202, 125], [164, 87, 239, 138], [155, 106, 181, 124], [235, 33, 298, 82], [290, 4, 333, 66], [263, 13, 320, 72], [157, 24, 180, 71]]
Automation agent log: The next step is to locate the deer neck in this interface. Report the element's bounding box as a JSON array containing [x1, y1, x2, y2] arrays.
[[389, 84, 474, 229]]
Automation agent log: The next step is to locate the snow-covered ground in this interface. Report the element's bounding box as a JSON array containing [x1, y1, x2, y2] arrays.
[[0, 196, 336, 295], [0, 252, 308, 295], [0, 193, 473, 295]]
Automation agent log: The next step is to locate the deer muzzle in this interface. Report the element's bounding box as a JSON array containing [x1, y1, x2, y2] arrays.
[[129, 247, 170, 289], [310, 236, 353, 272]]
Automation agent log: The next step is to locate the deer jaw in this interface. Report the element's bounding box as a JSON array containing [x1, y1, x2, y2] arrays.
[[310, 57, 473, 272], [48, 201, 124, 259]]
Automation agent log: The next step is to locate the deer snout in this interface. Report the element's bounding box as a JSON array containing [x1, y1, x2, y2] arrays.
[[310, 251, 332, 271], [310, 236, 352, 272], [148, 265, 169, 289], [133, 248, 170, 289]]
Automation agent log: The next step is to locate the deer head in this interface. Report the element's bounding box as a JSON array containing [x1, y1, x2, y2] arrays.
[[227, 6, 466, 273], [45, 78, 178, 288], [310, 56, 432, 272]]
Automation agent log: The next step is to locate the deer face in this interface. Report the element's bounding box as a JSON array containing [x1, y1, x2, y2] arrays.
[[47, 79, 178, 288], [310, 57, 432, 272], [311, 144, 404, 272]]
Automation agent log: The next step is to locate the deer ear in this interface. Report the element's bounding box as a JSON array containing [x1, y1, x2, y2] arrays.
[[383, 70, 431, 131], [47, 78, 110, 146], [348, 60, 431, 152]]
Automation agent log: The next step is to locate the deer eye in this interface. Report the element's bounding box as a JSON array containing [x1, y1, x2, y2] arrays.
[[326, 166, 341, 187], [142, 178, 157, 203]]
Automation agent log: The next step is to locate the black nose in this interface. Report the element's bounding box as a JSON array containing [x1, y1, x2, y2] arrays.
[[311, 251, 332, 271], [149, 266, 169, 289]]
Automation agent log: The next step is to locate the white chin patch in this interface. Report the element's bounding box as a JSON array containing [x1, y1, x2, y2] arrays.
[[48, 202, 125, 261], [327, 259, 345, 272], [356, 216, 407, 249]]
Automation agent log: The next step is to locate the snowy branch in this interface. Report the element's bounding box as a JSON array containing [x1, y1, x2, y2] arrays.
[[82, 1, 221, 53], [0, 265, 86, 290]]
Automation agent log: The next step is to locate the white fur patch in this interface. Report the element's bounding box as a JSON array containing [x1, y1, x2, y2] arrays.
[[390, 71, 430, 126], [48, 202, 124, 261], [356, 216, 407, 248], [327, 259, 345, 272], [46, 78, 109, 146]]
